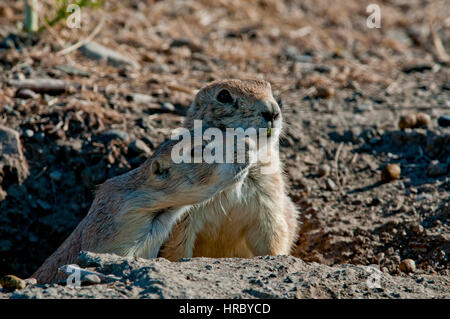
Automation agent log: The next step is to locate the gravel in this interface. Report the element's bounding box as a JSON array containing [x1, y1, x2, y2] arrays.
[[1, 252, 448, 299]]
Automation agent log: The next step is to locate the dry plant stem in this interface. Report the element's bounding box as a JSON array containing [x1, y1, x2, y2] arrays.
[[24, 0, 39, 33], [57, 15, 106, 56]]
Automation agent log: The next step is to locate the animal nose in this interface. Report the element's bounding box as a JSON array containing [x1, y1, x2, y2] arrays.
[[261, 111, 279, 123]]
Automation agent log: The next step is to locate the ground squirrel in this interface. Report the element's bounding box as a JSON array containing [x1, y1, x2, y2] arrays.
[[32, 137, 251, 283], [160, 79, 299, 260]]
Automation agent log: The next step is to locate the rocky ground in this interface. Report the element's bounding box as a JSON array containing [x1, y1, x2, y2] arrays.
[[1, 252, 449, 299], [0, 0, 449, 298]]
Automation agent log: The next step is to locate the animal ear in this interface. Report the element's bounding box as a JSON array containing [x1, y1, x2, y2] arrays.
[[216, 89, 234, 104]]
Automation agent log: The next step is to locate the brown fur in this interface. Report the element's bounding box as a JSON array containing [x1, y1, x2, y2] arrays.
[[160, 79, 300, 260], [32, 138, 250, 283]]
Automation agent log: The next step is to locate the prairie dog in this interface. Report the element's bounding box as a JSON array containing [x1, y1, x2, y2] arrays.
[[32, 137, 250, 283], [160, 79, 299, 260]]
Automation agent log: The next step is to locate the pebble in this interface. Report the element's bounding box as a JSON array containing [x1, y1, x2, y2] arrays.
[[127, 93, 154, 104], [398, 113, 417, 130], [381, 164, 401, 182], [79, 41, 139, 69], [399, 112, 431, 129], [315, 86, 334, 99], [437, 115, 450, 127], [162, 102, 176, 112], [0, 275, 26, 291], [82, 274, 102, 286], [355, 104, 373, 113], [49, 170, 63, 182], [15, 88, 38, 99], [24, 129, 34, 138], [283, 46, 313, 63], [325, 178, 337, 191], [415, 112, 430, 127], [416, 193, 433, 201], [399, 259, 416, 273], [318, 164, 330, 177], [427, 161, 447, 177]]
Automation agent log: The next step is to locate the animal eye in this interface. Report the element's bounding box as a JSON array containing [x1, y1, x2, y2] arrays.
[[216, 89, 233, 104]]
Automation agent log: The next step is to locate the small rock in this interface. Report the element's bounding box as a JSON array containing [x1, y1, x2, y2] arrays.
[[82, 274, 102, 286], [49, 170, 63, 182], [399, 112, 431, 129], [416, 193, 433, 201], [381, 164, 401, 182], [79, 41, 139, 69], [24, 129, 34, 138], [427, 161, 447, 177], [318, 164, 330, 177], [399, 113, 417, 130], [127, 93, 154, 104], [315, 86, 334, 99], [415, 112, 430, 127], [283, 46, 313, 63], [325, 178, 337, 191], [0, 275, 26, 292], [355, 104, 373, 113], [149, 63, 170, 73], [162, 102, 176, 112], [399, 259, 416, 273], [129, 139, 151, 155], [437, 115, 450, 127], [15, 88, 38, 99]]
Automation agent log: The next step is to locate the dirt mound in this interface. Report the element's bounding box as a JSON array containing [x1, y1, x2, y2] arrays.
[[1, 252, 448, 299]]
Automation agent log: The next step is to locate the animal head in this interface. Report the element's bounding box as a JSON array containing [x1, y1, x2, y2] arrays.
[[185, 79, 282, 142], [139, 137, 250, 209]]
